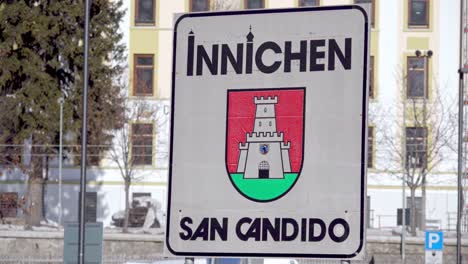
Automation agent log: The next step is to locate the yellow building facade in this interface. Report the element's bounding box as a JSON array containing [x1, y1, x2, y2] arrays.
[[127, 0, 459, 229]]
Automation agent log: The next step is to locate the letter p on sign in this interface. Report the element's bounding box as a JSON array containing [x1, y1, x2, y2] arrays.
[[428, 234, 440, 248], [425, 231, 443, 251]]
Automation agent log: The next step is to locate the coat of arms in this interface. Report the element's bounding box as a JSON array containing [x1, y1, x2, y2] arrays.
[[226, 88, 305, 202]]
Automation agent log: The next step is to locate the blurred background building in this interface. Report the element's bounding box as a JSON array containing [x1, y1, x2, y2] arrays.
[[0, 0, 462, 233]]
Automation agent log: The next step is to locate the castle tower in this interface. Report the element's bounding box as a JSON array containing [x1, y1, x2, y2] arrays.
[[237, 96, 291, 179]]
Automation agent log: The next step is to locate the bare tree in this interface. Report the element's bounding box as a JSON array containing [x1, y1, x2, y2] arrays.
[[379, 67, 456, 235], [107, 92, 168, 232], [108, 97, 149, 232]]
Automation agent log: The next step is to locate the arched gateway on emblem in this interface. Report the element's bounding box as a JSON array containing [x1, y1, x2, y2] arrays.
[[258, 161, 270, 178]]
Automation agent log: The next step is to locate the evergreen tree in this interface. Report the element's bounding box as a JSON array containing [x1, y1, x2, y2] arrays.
[[0, 0, 125, 226]]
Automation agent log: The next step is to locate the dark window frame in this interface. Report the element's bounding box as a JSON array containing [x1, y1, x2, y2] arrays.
[[131, 123, 154, 166], [354, 0, 375, 28], [134, 54, 154, 96], [299, 0, 320, 7], [190, 0, 210, 12], [406, 56, 428, 99], [85, 192, 97, 223], [406, 196, 423, 228], [133, 192, 152, 199], [369, 55, 374, 99], [0, 192, 18, 218], [88, 147, 102, 166], [0, 131, 21, 166], [408, 0, 429, 28], [405, 127, 428, 169], [368, 126, 374, 168], [135, 0, 156, 26], [244, 0, 265, 9]]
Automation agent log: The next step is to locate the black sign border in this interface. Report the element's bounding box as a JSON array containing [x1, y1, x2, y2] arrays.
[[167, 5, 369, 259]]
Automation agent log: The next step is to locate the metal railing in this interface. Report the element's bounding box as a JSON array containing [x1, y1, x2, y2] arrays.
[[375, 214, 396, 229], [447, 212, 468, 232]]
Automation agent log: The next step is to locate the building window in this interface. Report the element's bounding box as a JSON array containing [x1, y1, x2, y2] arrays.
[[0, 131, 21, 166], [133, 192, 151, 199], [369, 56, 374, 99], [0, 192, 18, 218], [406, 196, 423, 228], [366, 196, 372, 228], [355, 0, 375, 27], [299, 0, 319, 6], [408, 0, 429, 27], [245, 0, 264, 9], [85, 192, 97, 223], [88, 148, 102, 166], [367, 126, 374, 168], [405, 127, 427, 169], [131, 124, 153, 166], [134, 55, 154, 96], [190, 0, 210, 11], [135, 0, 155, 25], [407, 57, 427, 99]]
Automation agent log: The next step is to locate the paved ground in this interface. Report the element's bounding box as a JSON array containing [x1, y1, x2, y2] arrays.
[[1, 223, 468, 263]]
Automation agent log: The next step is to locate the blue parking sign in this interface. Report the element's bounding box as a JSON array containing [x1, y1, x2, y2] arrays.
[[425, 231, 443, 251]]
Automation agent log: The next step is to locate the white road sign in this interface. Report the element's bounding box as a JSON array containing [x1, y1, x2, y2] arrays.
[[425, 231, 444, 264], [167, 6, 369, 259]]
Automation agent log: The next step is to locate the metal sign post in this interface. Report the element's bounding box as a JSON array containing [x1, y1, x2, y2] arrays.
[[78, 0, 91, 263], [167, 6, 369, 259], [458, 0, 466, 263], [402, 173, 406, 261], [58, 97, 64, 227]]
